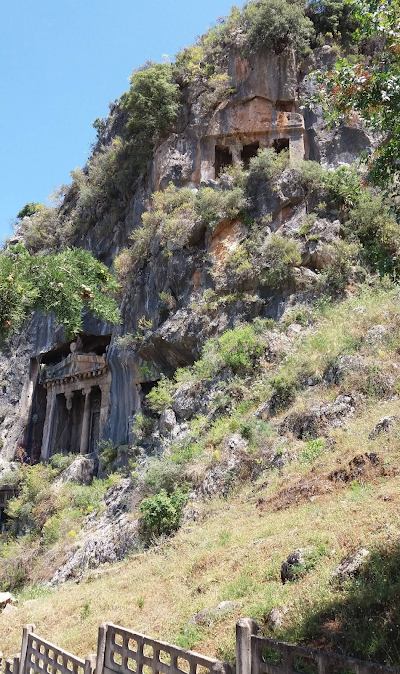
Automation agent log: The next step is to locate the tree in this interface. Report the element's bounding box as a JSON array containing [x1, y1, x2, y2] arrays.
[[315, 0, 400, 199], [0, 244, 120, 344], [121, 63, 180, 170], [16, 203, 42, 219]]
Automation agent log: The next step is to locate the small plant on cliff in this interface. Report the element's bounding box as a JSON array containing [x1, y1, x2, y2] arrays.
[[16, 203, 42, 219], [248, 148, 289, 181], [139, 488, 187, 538], [146, 376, 174, 413], [259, 235, 302, 288], [121, 62, 180, 169]]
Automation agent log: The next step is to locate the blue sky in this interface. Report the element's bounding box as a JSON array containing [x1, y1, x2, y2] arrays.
[[0, 0, 237, 243]]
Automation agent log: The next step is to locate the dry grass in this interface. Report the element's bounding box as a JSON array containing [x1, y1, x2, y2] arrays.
[[1, 398, 399, 662]]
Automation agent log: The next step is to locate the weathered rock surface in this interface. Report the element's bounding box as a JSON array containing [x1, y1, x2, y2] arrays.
[[279, 392, 362, 439], [57, 453, 99, 486], [266, 607, 285, 629], [0, 592, 18, 609], [332, 548, 370, 581], [281, 548, 313, 584], [369, 416, 399, 440], [189, 601, 239, 626], [50, 478, 141, 585]]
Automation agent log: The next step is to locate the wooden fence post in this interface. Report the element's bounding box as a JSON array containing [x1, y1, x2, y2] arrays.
[[236, 619, 258, 674], [19, 624, 35, 674]]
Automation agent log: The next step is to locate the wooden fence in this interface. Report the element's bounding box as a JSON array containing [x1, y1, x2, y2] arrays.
[[1, 619, 398, 674]]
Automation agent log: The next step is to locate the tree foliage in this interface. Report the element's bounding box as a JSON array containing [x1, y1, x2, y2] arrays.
[[0, 244, 120, 343], [316, 0, 400, 199], [16, 203, 42, 219], [121, 63, 180, 169]]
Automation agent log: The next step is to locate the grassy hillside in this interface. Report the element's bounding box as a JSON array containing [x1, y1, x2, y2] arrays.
[[1, 391, 399, 665]]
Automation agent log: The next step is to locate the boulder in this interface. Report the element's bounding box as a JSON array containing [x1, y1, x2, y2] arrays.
[[58, 453, 98, 486], [279, 393, 361, 439], [189, 601, 239, 626], [281, 548, 313, 584], [332, 548, 370, 581], [266, 607, 285, 629], [200, 434, 250, 498], [369, 416, 399, 440], [365, 325, 387, 345], [2, 603, 18, 614], [0, 592, 18, 609], [159, 408, 177, 435]]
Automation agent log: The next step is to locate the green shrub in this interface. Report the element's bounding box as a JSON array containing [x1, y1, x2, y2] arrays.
[[121, 63, 180, 168], [321, 240, 361, 294], [306, 0, 359, 46], [325, 165, 362, 209], [146, 377, 174, 413], [243, 0, 315, 57], [217, 324, 265, 373], [260, 235, 301, 288], [97, 440, 118, 470], [345, 192, 400, 277], [301, 438, 325, 464], [269, 374, 297, 411], [145, 458, 186, 495], [139, 489, 187, 537], [248, 148, 289, 181], [50, 453, 75, 472], [295, 161, 326, 191], [17, 203, 42, 219]]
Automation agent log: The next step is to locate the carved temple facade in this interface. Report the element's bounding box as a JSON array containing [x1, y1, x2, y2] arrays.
[[23, 336, 112, 463], [39, 348, 111, 461]]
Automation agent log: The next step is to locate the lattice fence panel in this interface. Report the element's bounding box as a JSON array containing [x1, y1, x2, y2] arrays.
[[103, 625, 230, 674], [251, 636, 399, 674], [4, 655, 20, 674], [24, 633, 86, 674]]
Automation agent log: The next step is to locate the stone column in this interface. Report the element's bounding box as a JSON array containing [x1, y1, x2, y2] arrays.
[[40, 385, 57, 462], [200, 138, 217, 182], [98, 377, 111, 441], [289, 130, 305, 163], [80, 387, 92, 455], [231, 144, 242, 166], [65, 391, 73, 411]]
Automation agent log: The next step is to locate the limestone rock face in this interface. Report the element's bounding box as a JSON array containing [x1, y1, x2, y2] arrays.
[[50, 478, 141, 585], [57, 453, 99, 486], [279, 392, 362, 439], [0, 44, 378, 467]]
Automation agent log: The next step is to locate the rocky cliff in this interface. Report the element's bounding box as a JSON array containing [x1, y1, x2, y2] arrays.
[[0, 45, 377, 464]]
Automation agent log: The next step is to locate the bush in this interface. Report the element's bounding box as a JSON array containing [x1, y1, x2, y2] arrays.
[[16, 203, 42, 219], [121, 63, 180, 168], [145, 458, 186, 495], [295, 160, 326, 191], [260, 235, 301, 288], [50, 453, 75, 471], [301, 438, 325, 464], [139, 489, 187, 537], [248, 148, 289, 181], [321, 240, 361, 294], [306, 0, 359, 46], [243, 0, 315, 57], [217, 324, 265, 373], [146, 377, 174, 413], [345, 192, 400, 277]]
